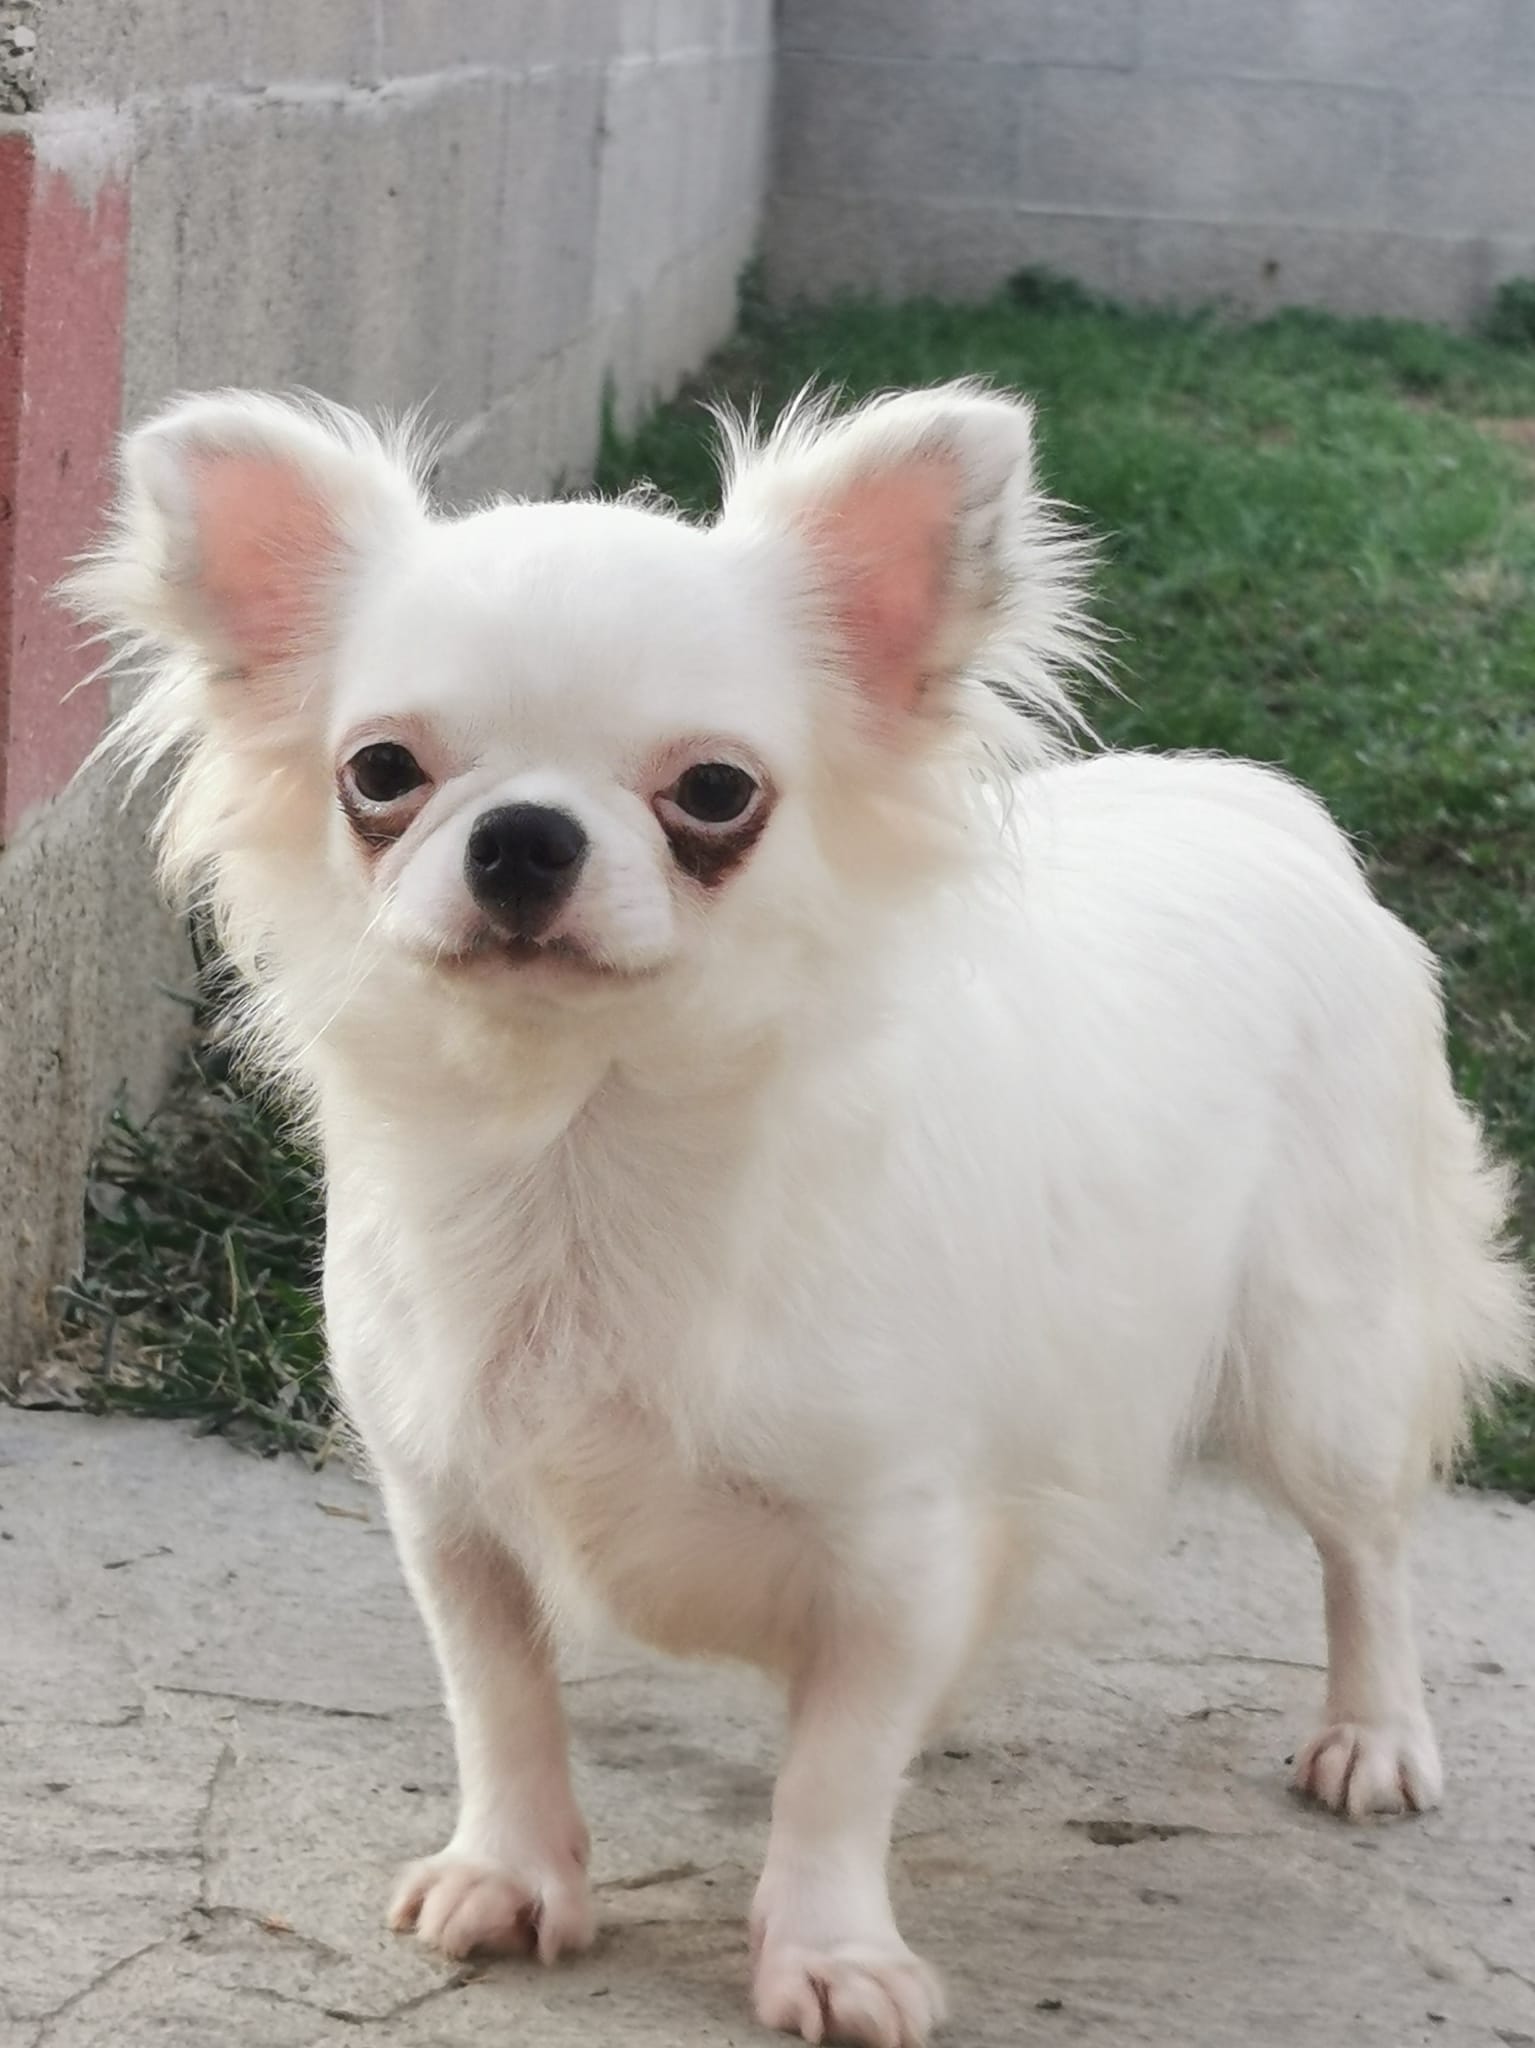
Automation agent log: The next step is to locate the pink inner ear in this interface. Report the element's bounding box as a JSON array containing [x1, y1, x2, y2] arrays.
[[806, 457, 961, 716], [191, 453, 340, 671]]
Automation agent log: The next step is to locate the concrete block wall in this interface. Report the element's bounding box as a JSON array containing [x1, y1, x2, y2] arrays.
[[0, 0, 773, 1384], [766, 0, 1535, 328]]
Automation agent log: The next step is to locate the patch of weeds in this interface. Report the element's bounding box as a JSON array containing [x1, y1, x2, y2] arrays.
[[1484, 278, 1535, 352], [1469, 1384, 1535, 1498], [1004, 267, 1109, 318], [57, 1040, 334, 1457]]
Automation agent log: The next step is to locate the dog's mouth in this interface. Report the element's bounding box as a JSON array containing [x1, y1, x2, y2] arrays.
[[445, 927, 646, 983], [500, 933, 601, 969]]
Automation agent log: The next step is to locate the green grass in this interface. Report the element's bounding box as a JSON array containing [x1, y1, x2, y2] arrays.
[[62, 278, 1535, 1489], [59, 1041, 333, 1457]]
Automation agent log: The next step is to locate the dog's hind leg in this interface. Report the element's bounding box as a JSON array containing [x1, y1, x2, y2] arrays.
[[1227, 1064, 1527, 1819], [1288, 1512, 1442, 1818], [1224, 1289, 1447, 1821]]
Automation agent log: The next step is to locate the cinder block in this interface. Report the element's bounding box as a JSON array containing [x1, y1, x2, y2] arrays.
[[521, 0, 622, 73], [1137, 0, 1351, 84], [593, 57, 681, 316], [656, 0, 725, 57], [656, 49, 707, 256], [1140, 0, 1535, 93], [374, 0, 540, 77], [121, 96, 274, 415], [778, 0, 1134, 67], [42, 0, 379, 97], [383, 0, 616, 75], [596, 240, 723, 438], [0, 759, 190, 1385], [614, 0, 659, 60], [1130, 217, 1485, 327], [349, 80, 511, 419], [437, 326, 608, 507], [1388, 93, 1535, 238], [763, 190, 1134, 304], [719, 48, 774, 220], [241, 0, 383, 86], [674, 50, 734, 254], [493, 65, 604, 383], [676, 233, 732, 371], [725, 0, 775, 60], [775, 50, 1023, 199], [634, 260, 694, 406], [1015, 67, 1395, 229], [696, 56, 745, 235], [122, 96, 328, 407], [695, 225, 750, 352], [122, 78, 513, 429]]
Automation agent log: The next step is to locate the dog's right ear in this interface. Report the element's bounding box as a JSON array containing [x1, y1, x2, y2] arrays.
[[73, 392, 428, 683]]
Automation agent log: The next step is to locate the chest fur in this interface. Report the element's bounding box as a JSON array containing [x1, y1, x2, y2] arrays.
[[331, 1072, 840, 1666]]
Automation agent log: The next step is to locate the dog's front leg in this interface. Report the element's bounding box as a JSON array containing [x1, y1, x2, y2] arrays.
[[383, 1488, 593, 1964], [751, 1500, 985, 2048]]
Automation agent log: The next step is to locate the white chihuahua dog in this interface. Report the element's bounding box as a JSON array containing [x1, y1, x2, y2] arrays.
[[77, 382, 1528, 2048]]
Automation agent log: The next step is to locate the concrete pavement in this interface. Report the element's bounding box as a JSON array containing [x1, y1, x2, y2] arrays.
[[2, 1409, 1533, 2047]]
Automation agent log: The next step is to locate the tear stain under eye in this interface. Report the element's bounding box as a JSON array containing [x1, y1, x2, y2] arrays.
[[665, 803, 772, 889], [336, 780, 413, 855]]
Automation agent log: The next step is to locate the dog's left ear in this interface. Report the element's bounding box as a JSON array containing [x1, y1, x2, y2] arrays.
[[716, 383, 1043, 725]]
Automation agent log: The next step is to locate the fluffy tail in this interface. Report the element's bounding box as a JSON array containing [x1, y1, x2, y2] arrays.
[[1417, 1077, 1533, 1473]]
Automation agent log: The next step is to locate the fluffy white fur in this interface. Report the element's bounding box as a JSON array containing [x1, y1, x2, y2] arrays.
[[73, 381, 1530, 2048]]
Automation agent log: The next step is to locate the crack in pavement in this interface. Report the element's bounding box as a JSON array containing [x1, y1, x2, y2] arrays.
[[1474, 1951, 1535, 2006], [1100, 1652, 1326, 1674], [28, 1934, 182, 2047], [18, 1731, 482, 2037], [620, 1913, 742, 1933], [0, 1706, 144, 1731], [598, 1859, 714, 1892], [236, 1964, 481, 2026], [25, 1744, 243, 2044], [154, 1682, 425, 1722], [190, 1903, 354, 1967], [356, 1968, 482, 2025], [194, 1740, 237, 1911], [21, 1876, 473, 2038], [561, 1664, 656, 1690]]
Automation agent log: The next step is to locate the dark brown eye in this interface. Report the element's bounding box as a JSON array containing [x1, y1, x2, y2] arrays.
[[347, 742, 426, 805], [670, 762, 758, 825]]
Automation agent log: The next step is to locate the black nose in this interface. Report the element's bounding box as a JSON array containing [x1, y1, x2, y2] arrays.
[[464, 803, 588, 935]]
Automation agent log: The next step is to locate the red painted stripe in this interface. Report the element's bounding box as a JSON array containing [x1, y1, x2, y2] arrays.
[[0, 133, 129, 843], [0, 131, 32, 841]]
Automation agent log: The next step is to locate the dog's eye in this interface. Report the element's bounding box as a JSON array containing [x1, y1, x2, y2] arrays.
[[346, 742, 427, 806], [669, 762, 758, 826]]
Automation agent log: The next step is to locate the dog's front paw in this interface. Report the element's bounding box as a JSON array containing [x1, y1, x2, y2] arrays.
[[753, 1936, 945, 2048], [389, 1849, 594, 1963], [1291, 1717, 1443, 1820]]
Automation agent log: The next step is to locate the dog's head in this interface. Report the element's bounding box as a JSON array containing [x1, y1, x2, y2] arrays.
[[73, 384, 1093, 1074]]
